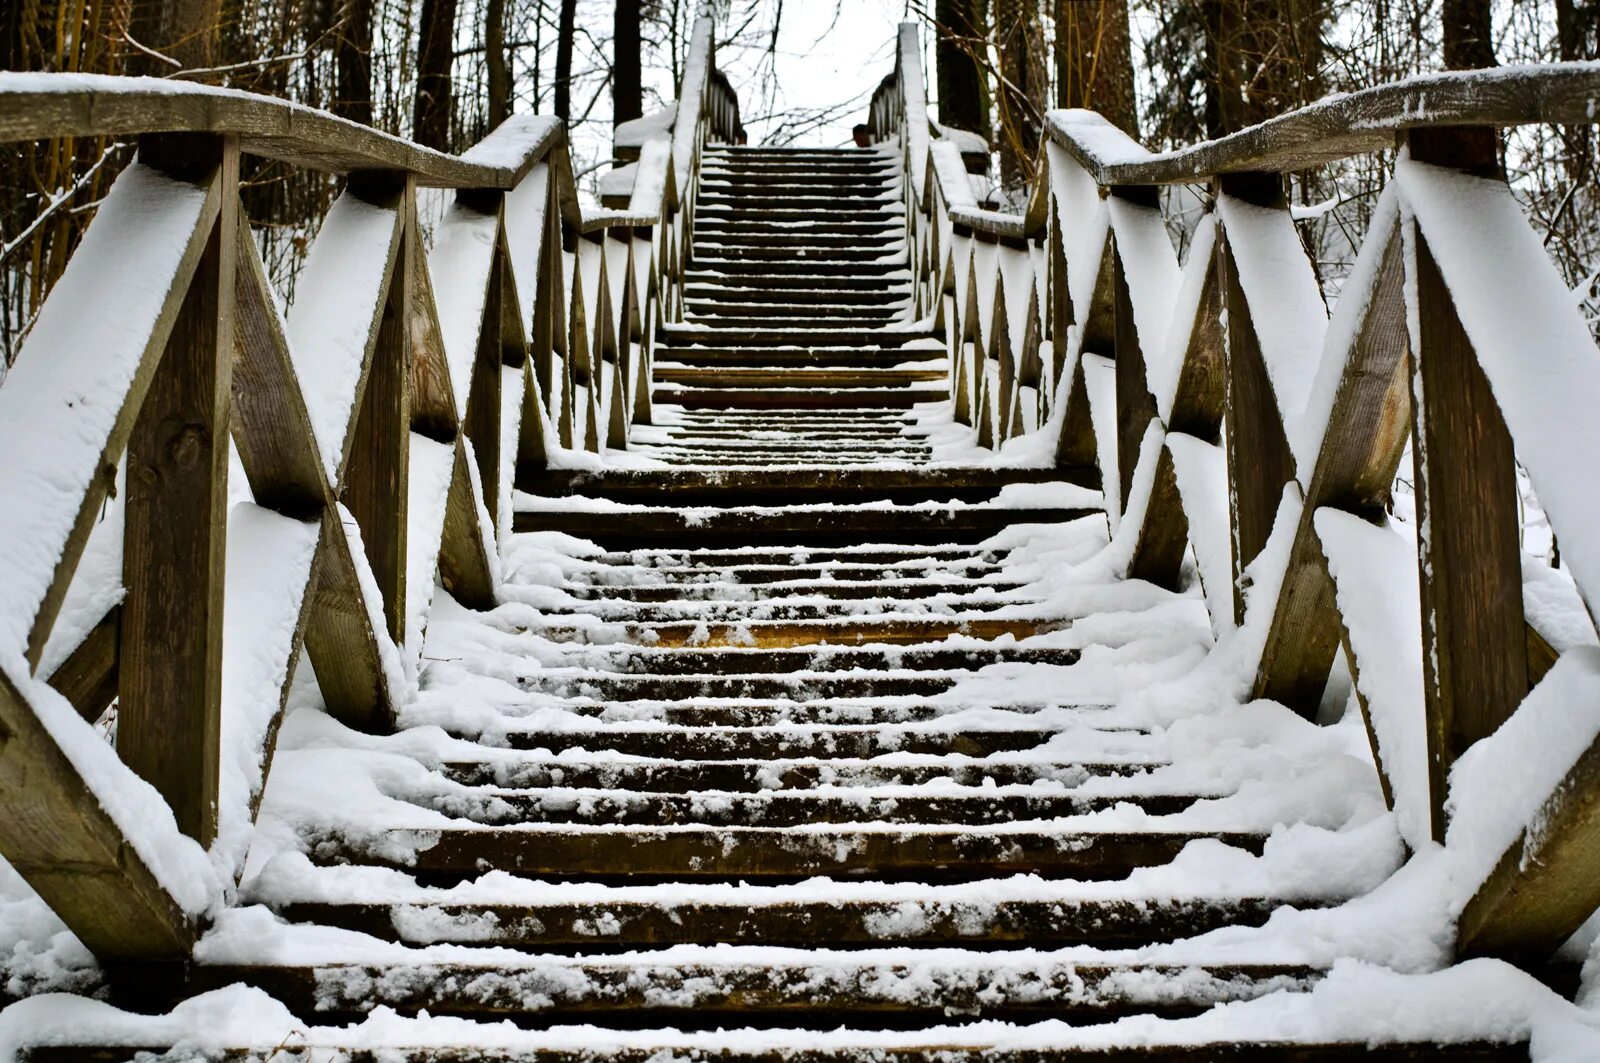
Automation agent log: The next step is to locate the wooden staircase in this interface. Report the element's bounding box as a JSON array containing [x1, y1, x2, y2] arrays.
[[58, 147, 1519, 1059]]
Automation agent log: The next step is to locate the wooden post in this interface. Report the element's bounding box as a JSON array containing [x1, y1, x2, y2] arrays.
[[342, 171, 411, 646], [1217, 172, 1297, 625], [1405, 127, 1526, 842], [1108, 194, 1159, 517], [457, 190, 506, 532], [117, 133, 236, 846]]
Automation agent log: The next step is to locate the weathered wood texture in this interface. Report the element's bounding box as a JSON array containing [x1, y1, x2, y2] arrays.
[[0, 666, 195, 959], [116, 134, 237, 846], [1408, 221, 1527, 842]]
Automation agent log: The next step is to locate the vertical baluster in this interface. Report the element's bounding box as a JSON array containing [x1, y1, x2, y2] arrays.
[[1404, 127, 1527, 841], [117, 133, 238, 845]]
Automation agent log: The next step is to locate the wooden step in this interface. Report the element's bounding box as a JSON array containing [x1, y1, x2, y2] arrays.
[[539, 644, 1064, 673], [507, 671, 1031, 703], [319, 824, 1268, 881], [691, 244, 904, 263], [660, 325, 922, 347], [655, 367, 945, 388], [683, 268, 911, 287], [518, 467, 1073, 506], [170, 958, 1318, 1026], [276, 893, 1287, 949], [494, 725, 1073, 759], [682, 285, 910, 305], [395, 786, 1199, 827], [441, 755, 1160, 791], [561, 579, 1017, 602], [655, 385, 948, 410]]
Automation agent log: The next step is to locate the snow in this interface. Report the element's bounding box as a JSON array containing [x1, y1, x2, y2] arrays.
[[429, 200, 499, 418], [1107, 196, 1181, 385], [1314, 508, 1431, 851], [215, 504, 320, 881], [285, 190, 401, 481], [1153, 216, 1216, 422], [1396, 155, 1600, 627], [1215, 193, 1328, 442], [1166, 433, 1233, 636], [628, 135, 673, 215], [614, 103, 676, 156], [502, 162, 550, 337], [1045, 110, 1154, 170], [456, 113, 562, 173], [403, 435, 457, 667], [0, 162, 210, 661]]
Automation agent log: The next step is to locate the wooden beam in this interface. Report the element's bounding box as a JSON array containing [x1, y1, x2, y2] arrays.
[[1458, 676, 1600, 962], [305, 510, 395, 732], [44, 606, 120, 724], [1217, 176, 1298, 626], [116, 133, 236, 846], [1408, 218, 1527, 842], [0, 664, 194, 960], [1253, 218, 1410, 715], [341, 174, 412, 648], [1111, 244, 1156, 516], [438, 440, 499, 611]]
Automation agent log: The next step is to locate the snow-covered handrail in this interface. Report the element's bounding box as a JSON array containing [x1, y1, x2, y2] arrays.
[[0, 27, 742, 967], [870, 22, 1600, 972]]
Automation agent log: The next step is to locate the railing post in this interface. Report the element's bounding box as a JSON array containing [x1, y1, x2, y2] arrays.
[[1217, 172, 1298, 624], [116, 133, 237, 845], [1404, 126, 1527, 842], [342, 170, 412, 647], [1110, 185, 1160, 517]]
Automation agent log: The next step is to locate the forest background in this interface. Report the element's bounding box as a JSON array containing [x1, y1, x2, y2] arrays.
[[2, 0, 1597, 367]]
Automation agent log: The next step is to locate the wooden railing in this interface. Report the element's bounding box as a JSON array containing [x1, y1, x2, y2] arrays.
[[0, 17, 740, 962], [872, 28, 1600, 964]]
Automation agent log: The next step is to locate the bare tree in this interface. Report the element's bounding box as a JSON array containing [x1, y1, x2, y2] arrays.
[[334, 0, 375, 125], [487, 0, 512, 129], [615, 0, 643, 130], [993, 0, 1044, 188], [126, 0, 224, 75], [413, 0, 458, 148], [555, 0, 578, 122], [1442, 0, 1495, 69], [1055, 0, 1138, 138], [935, 0, 989, 139]]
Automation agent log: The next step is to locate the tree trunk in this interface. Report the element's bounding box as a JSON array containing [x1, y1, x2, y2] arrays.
[[1201, 0, 1327, 137], [614, 0, 643, 130], [555, 0, 578, 123], [1442, 0, 1496, 69], [486, 0, 511, 131], [994, 0, 1044, 188], [413, 0, 458, 149], [126, 0, 223, 76], [1554, 0, 1598, 181], [1054, 0, 1139, 138], [334, 0, 375, 126], [935, 0, 990, 140]]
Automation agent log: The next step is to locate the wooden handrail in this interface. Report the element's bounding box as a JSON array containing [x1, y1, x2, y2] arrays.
[[869, 22, 1600, 972]]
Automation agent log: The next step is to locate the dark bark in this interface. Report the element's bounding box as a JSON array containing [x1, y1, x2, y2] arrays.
[[995, 0, 1044, 186], [1555, 0, 1598, 181], [614, 0, 643, 129], [486, 0, 511, 130], [555, 0, 578, 123], [935, 0, 990, 140], [334, 0, 375, 126], [1055, 0, 1139, 138], [1442, 0, 1496, 69], [126, 0, 224, 75], [1200, 0, 1327, 137], [413, 0, 458, 149]]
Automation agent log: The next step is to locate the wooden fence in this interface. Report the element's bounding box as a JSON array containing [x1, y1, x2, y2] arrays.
[[872, 26, 1600, 963], [0, 17, 740, 961]]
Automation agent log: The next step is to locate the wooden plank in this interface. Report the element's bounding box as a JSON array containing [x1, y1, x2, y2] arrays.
[[1044, 63, 1600, 186], [304, 510, 394, 732], [1127, 447, 1190, 591], [1217, 177, 1297, 625], [1111, 242, 1156, 517], [461, 201, 506, 531], [437, 440, 498, 612], [0, 664, 195, 960], [1408, 220, 1527, 843], [1253, 221, 1410, 715], [43, 606, 120, 724], [1458, 712, 1600, 962], [340, 174, 412, 647], [116, 133, 236, 846], [1052, 355, 1098, 470], [406, 193, 460, 444], [0, 80, 566, 189], [230, 212, 327, 518]]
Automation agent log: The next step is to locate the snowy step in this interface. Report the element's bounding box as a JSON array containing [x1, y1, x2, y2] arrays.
[[655, 366, 945, 388], [683, 267, 912, 286], [692, 222, 904, 240], [395, 785, 1199, 828], [682, 284, 910, 304], [576, 561, 1003, 586], [695, 207, 906, 225], [515, 697, 1062, 727], [275, 893, 1287, 950], [680, 308, 910, 327], [442, 755, 1162, 792], [176, 956, 1317, 1025], [319, 823, 1267, 881], [507, 670, 1037, 703], [695, 195, 903, 213], [654, 385, 948, 410], [643, 443, 934, 460], [560, 579, 1019, 603], [667, 317, 917, 334], [691, 244, 904, 263], [589, 544, 1003, 569], [659, 325, 923, 347], [693, 233, 904, 251], [543, 643, 1063, 674], [512, 503, 1093, 548], [518, 467, 1064, 507]]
